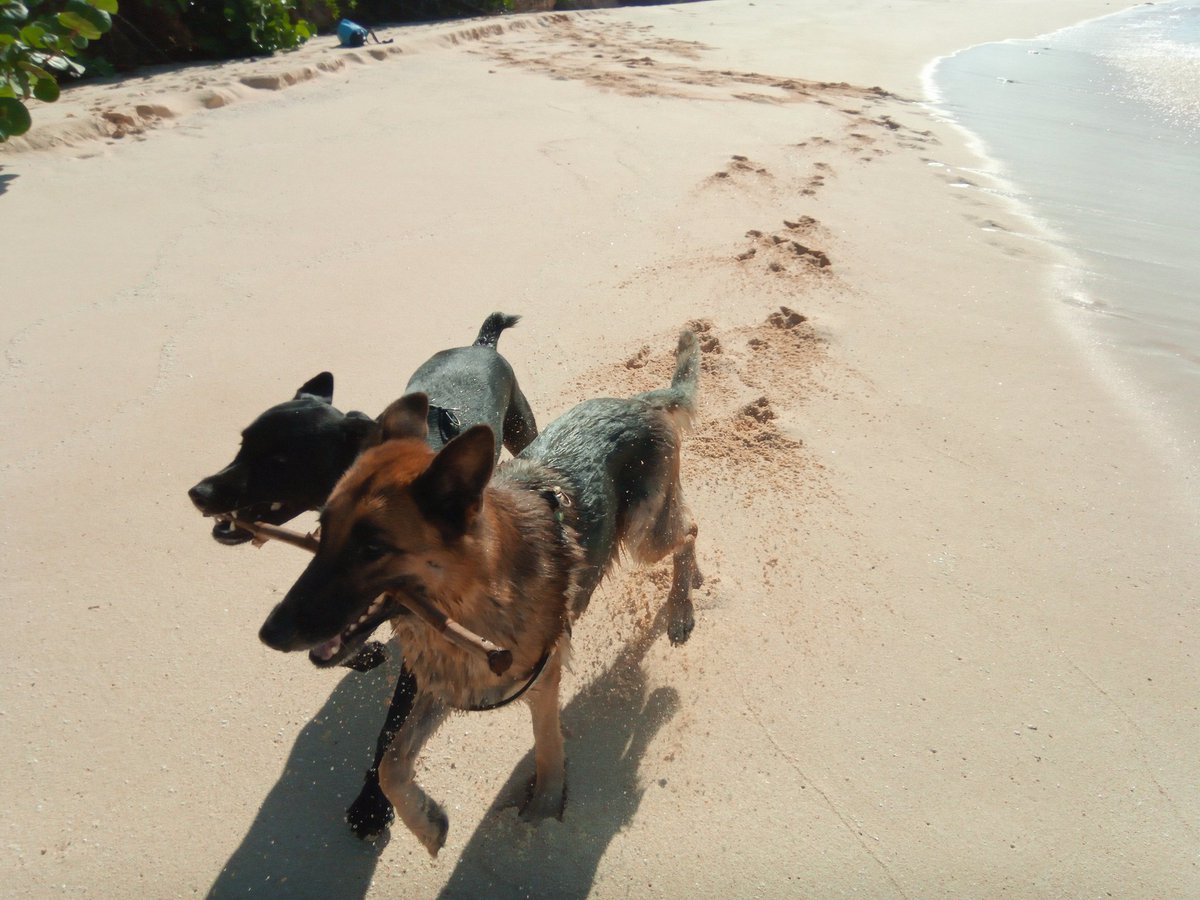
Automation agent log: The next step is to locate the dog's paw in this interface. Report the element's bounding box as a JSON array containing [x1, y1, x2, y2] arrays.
[[519, 774, 567, 824], [418, 804, 449, 858], [346, 782, 394, 839], [343, 641, 388, 673], [668, 607, 695, 645]]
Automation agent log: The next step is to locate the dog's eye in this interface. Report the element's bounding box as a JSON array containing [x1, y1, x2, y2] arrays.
[[359, 541, 389, 562]]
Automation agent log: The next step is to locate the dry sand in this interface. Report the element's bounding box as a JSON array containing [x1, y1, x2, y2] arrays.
[[3, 1, 1198, 896]]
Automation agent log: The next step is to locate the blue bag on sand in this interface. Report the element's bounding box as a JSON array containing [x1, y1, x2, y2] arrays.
[[337, 19, 370, 48]]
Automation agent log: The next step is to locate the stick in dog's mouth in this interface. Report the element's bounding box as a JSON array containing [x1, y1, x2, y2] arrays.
[[244, 518, 514, 672], [206, 501, 296, 545]]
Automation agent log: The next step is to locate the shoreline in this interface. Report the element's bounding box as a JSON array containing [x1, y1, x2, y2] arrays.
[[5, 1, 1198, 894], [923, 1, 1200, 511]]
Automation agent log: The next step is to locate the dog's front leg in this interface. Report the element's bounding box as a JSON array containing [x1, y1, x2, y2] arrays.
[[378, 691, 450, 857], [520, 650, 567, 822], [347, 665, 418, 839]]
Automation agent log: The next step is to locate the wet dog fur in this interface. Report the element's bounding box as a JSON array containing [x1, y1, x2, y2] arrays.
[[259, 330, 701, 856]]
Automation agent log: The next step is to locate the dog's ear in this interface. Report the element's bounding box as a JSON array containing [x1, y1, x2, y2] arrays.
[[378, 393, 430, 442], [296, 372, 334, 403], [412, 425, 494, 533]]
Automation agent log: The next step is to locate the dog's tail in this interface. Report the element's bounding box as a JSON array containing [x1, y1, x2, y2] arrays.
[[636, 329, 700, 431], [473, 312, 521, 348]]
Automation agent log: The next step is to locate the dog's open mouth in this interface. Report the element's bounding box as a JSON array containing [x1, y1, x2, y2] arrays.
[[208, 501, 297, 545], [308, 593, 404, 668]]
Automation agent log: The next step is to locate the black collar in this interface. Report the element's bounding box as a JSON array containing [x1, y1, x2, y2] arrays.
[[464, 646, 554, 712]]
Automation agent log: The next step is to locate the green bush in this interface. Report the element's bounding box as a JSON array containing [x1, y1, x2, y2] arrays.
[[0, 0, 117, 139], [186, 1, 315, 58], [94, 1, 337, 72]]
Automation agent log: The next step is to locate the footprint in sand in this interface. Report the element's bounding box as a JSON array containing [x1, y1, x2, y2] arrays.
[[735, 221, 832, 275], [686, 318, 722, 354], [624, 345, 652, 369], [800, 168, 828, 195], [708, 154, 772, 185], [575, 308, 826, 494]]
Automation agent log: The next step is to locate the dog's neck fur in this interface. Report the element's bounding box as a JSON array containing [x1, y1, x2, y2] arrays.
[[391, 459, 585, 709]]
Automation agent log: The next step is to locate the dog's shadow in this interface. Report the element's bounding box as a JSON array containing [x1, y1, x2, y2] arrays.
[[439, 611, 680, 899], [207, 661, 400, 898], [210, 612, 678, 899]]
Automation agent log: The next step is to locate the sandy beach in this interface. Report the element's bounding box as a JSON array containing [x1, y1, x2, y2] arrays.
[[3, 1, 1198, 895]]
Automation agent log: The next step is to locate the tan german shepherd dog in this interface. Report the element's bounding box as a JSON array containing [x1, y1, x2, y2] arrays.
[[260, 331, 701, 856]]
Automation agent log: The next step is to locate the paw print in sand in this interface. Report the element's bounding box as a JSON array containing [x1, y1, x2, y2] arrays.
[[736, 220, 831, 275]]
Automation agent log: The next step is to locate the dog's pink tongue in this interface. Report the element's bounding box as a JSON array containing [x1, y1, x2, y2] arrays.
[[312, 635, 342, 662]]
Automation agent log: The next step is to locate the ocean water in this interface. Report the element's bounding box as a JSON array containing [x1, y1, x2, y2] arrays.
[[927, 1, 1200, 459]]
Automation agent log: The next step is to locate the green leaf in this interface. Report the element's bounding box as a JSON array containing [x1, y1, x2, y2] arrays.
[[0, 3, 29, 24], [65, 0, 111, 34], [88, 0, 119, 12], [9, 64, 28, 96], [0, 95, 31, 138], [40, 53, 84, 75], [56, 12, 101, 41], [31, 73, 57, 101], [19, 21, 44, 44], [17, 59, 50, 79]]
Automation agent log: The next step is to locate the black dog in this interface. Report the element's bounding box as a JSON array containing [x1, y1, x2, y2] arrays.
[[188, 312, 536, 542], [188, 312, 537, 837]]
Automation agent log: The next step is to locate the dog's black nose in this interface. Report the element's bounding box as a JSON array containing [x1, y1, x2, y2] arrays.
[[259, 605, 302, 652], [188, 481, 214, 511]]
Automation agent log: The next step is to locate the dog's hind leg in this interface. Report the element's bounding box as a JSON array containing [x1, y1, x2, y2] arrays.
[[520, 648, 567, 822], [346, 665, 418, 839], [667, 517, 698, 645], [627, 453, 699, 645], [502, 384, 538, 457], [378, 692, 451, 857]]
